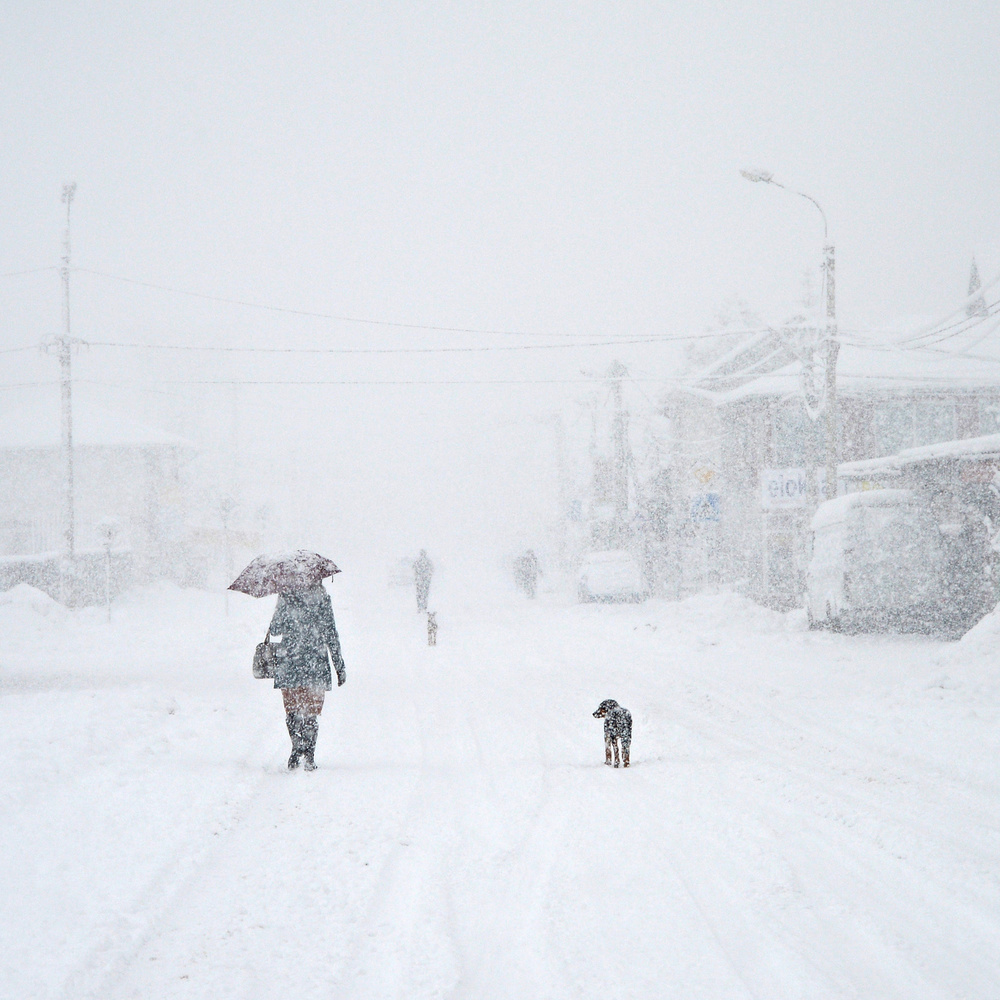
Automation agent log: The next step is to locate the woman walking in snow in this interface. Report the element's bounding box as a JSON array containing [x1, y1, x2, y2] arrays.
[[268, 582, 346, 770]]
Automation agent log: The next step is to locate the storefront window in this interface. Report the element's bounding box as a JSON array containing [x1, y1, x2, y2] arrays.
[[979, 398, 1000, 435], [771, 403, 823, 466], [913, 399, 954, 447], [871, 400, 912, 456]]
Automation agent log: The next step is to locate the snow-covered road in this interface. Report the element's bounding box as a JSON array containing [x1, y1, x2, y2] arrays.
[[2, 581, 998, 999]]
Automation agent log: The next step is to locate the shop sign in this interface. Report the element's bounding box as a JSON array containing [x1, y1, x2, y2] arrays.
[[761, 468, 827, 509]]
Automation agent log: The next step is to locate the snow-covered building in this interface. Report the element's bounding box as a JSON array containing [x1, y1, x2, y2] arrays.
[[660, 323, 1000, 608], [0, 390, 198, 602]]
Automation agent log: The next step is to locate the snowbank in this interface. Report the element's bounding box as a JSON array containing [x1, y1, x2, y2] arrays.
[[956, 601, 1000, 656], [2, 582, 998, 998], [0, 581, 67, 620]]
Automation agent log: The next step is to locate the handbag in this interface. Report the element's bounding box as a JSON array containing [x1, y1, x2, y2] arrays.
[[253, 633, 276, 679]]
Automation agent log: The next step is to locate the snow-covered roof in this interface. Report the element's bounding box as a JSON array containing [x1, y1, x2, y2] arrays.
[[840, 432, 1000, 479], [811, 488, 914, 531], [695, 338, 1000, 404], [0, 393, 194, 450], [691, 328, 797, 392]]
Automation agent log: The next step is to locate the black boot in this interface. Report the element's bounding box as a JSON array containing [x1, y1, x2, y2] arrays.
[[301, 716, 319, 771], [286, 712, 303, 770]]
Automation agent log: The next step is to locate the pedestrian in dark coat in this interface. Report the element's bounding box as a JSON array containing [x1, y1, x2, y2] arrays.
[[268, 582, 345, 770], [413, 549, 433, 612], [514, 549, 541, 598]]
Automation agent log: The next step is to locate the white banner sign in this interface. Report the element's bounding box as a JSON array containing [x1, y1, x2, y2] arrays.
[[761, 468, 827, 509]]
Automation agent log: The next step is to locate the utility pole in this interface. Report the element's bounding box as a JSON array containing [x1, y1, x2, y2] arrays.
[[741, 168, 838, 499], [60, 182, 77, 560], [581, 361, 632, 549], [539, 412, 570, 570], [823, 245, 838, 499], [606, 360, 631, 544]]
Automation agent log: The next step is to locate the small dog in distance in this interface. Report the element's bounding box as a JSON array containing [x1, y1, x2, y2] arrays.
[[427, 611, 437, 646], [593, 699, 631, 768]]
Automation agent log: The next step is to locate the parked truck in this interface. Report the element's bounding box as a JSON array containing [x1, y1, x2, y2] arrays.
[[806, 488, 994, 636]]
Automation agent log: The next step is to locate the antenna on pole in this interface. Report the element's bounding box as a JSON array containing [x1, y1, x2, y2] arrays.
[[967, 257, 988, 318]]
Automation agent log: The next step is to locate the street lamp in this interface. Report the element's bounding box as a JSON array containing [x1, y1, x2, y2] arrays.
[[97, 517, 119, 622], [741, 168, 838, 500]]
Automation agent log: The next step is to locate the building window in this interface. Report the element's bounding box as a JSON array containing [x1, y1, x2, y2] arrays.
[[771, 403, 823, 467], [980, 398, 1000, 435], [871, 399, 912, 456], [913, 399, 954, 447]]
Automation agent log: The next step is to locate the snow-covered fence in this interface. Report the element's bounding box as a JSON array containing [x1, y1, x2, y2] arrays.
[[0, 550, 134, 607]]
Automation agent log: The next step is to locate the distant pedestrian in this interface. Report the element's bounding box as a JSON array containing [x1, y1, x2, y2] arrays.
[[413, 549, 434, 612], [269, 582, 346, 771], [514, 549, 541, 598]]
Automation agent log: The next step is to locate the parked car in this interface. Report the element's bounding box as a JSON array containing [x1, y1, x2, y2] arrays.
[[806, 488, 992, 635], [577, 550, 647, 603]]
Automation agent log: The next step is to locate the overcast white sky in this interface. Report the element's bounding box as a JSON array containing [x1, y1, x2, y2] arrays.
[[3, 2, 1000, 567]]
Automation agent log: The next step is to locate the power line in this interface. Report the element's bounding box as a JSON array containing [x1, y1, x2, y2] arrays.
[[75, 267, 609, 339], [17, 263, 1000, 373], [884, 344, 1000, 367], [847, 308, 1000, 357], [86, 334, 724, 356], [75, 370, 1000, 388], [85, 325, 887, 355], [26, 260, 1000, 357], [0, 266, 58, 279], [78, 376, 645, 387], [72, 267, 831, 347], [891, 297, 1000, 348], [896, 303, 1000, 349], [888, 264, 1000, 345]]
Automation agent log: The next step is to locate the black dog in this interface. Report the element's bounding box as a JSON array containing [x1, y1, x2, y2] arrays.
[[593, 699, 631, 768]]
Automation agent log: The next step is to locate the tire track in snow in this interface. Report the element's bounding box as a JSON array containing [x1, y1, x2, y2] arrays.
[[554, 607, 1000, 996], [510, 621, 771, 1000], [58, 713, 277, 1000], [332, 619, 577, 1000], [566, 610, 997, 873], [331, 662, 470, 999], [424, 607, 769, 999], [100, 605, 434, 1000], [666, 669, 1000, 883], [441, 676, 573, 999]]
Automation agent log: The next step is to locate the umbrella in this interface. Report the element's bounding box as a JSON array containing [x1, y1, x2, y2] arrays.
[[228, 550, 341, 598]]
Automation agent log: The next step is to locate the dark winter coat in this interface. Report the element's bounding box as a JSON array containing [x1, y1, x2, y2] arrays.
[[514, 552, 540, 583], [268, 585, 345, 691], [413, 553, 433, 585]]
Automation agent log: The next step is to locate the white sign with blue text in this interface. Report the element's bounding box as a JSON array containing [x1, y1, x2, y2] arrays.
[[761, 468, 827, 509]]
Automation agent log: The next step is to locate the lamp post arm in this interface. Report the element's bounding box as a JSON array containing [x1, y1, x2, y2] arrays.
[[767, 179, 828, 242], [793, 189, 828, 243], [741, 167, 837, 498]]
